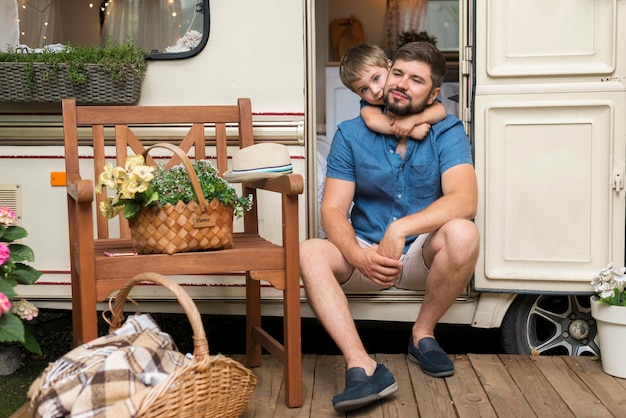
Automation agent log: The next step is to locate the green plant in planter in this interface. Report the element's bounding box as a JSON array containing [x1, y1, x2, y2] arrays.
[[591, 263, 626, 306], [0, 206, 43, 355], [153, 160, 252, 219], [0, 38, 148, 93], [96, 155, 252, 221]]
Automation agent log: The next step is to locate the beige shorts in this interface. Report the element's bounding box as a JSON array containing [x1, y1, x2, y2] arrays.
[[340, 234, 430, 292]]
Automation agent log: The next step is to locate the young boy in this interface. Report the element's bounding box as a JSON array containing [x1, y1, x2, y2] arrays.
[[339, 43, 446, 139]]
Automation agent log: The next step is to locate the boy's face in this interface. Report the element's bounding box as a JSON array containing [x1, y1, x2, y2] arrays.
[[350, 63, 390, 106]]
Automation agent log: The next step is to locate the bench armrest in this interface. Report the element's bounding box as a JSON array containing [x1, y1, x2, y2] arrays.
[[67, 177, 95, 203], [245, 174, 304, 195]]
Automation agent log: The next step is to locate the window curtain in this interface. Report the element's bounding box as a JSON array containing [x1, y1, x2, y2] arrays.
[[386, 0, 428, 52], [0, 1, 19, 51], [101, 0, 182, 52], [16, 0, 63, 49]]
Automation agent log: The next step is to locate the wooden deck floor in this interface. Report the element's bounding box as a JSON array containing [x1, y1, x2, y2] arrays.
[[10, 354, 626, 417], [235, 354, 626, 417]]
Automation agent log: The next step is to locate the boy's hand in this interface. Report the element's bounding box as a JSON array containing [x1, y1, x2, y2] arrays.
[[390, 117, 416, 138], [409, 123, 431, 140]]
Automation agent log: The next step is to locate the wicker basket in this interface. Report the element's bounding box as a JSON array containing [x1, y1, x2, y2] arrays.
[[0, 62, 142, 104], [129, 143, 234, 255], [107, 272, 258, 418]]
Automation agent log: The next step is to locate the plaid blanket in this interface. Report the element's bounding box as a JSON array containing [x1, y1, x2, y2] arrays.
[[28, 314, 191, 418]]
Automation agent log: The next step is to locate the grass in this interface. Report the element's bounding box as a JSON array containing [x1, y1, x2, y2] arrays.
[[0, 359, 48, 417]]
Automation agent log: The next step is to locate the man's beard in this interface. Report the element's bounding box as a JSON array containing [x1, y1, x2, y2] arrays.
[[385, 88, 431, 116]]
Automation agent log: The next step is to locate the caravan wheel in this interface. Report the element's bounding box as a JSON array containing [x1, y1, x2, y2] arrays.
[[500, 294, 599, 356]]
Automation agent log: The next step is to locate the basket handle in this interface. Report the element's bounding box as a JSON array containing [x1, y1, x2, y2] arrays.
[[142, 142, 209, 212], [107, 272, 209, 356]]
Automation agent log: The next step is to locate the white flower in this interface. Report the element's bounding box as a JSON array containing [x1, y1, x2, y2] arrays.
[[592, 262, 626, 305]]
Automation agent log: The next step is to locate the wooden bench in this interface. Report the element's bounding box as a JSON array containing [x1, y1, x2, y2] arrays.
[[61, 97, 303, 407]]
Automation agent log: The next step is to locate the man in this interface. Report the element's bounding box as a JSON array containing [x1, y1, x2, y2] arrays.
[[300, 42, 479, 412]]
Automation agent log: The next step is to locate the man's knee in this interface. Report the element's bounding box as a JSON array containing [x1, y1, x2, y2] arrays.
[[300, 238, 334, 278], [438, 219, 479, 264], [300, 238, 321, 267], [444, 219, 478, 244]]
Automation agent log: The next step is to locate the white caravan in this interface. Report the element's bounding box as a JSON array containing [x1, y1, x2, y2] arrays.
[[0, 0, 624, 357]]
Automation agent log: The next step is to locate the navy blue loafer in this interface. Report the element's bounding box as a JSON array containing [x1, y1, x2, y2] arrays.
[[408, 336, 454, 377], [332, 363, 398, 412]]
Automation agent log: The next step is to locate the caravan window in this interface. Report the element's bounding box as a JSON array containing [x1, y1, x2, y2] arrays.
[[7, 0, 209, 59]]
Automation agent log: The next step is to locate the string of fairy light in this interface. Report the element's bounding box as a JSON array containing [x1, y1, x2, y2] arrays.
[[17, 1, 98, 44], [17, 1, 186, 47]]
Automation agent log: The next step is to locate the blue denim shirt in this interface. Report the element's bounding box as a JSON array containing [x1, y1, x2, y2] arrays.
[[326, 114, 473, 253]]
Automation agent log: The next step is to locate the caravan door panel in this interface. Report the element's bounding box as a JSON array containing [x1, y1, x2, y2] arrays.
[[473, 0, 626, 291], [484, 0, 617, 78], [474, 89, 626, 291]]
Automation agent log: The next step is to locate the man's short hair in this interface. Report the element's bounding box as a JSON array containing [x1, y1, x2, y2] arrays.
[[339, 43, 389, 92], [393, 42, 448, 88]]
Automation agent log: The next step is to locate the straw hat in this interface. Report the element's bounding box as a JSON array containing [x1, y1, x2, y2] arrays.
[[223, 143, 293, 182]]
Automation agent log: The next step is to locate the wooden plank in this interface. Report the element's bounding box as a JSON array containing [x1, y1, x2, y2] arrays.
[[408, 355, 457, 417], [468, 353, 536, 417], [240, 355, 283, 417], [273, 354, 317, 417], [312, 355, 345, 417], [376, 354, 417, 417], [446, 354, 497, 418], [562, 357, 626, 417], [530, 356, 612, 417], [499, 354, 574, 417]]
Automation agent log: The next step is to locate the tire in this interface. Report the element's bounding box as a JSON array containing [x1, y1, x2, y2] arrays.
[[500, 294, 599, 356]]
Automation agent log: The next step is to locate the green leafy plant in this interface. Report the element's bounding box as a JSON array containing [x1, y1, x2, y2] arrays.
[[153, 160, 252, 218], [591, 263, 626, 306], [0, 38, 147, 93], [0, 206, 43, 355], [96, 155, 251, 220]]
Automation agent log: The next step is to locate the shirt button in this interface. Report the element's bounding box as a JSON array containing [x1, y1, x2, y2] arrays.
[[397, 194, 402, 199], [389, 149, 394, 153], [392, 217, 397, 221]]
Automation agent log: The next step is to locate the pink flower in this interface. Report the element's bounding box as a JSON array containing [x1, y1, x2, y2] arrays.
[[0, 206, 16, 226], [11, 299, 38, 321], [0, 293, 11, 316], [0, 242, 9, 266]]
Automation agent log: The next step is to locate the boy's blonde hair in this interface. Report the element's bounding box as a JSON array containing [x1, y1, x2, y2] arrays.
[[339, 43, 389, 92]]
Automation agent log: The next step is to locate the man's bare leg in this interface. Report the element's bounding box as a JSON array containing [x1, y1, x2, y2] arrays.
[[407, 219, 479, 376], [300, 238, 377, 374]]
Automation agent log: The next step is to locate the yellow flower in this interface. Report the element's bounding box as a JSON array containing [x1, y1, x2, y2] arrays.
[[120, 177, 138, 199], [99, 197, 123, 219], [114, 166, 126, 185], [97, 162, 118, 190], [132, 165, 154, 193], [125, 155, 145, 172]]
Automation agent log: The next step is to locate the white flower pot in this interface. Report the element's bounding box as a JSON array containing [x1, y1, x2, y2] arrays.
[[590, 297, 626, 379]]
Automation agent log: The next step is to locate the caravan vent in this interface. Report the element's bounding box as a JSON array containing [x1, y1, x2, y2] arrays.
[[0, 184, 22, 224]]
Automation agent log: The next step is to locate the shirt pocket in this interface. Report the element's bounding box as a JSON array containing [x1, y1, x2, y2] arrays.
[[407, 161, 441, 200], [356, 163, 394, 197]]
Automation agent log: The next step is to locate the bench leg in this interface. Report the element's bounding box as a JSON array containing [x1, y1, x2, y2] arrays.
[[71, 270, 99, 347], [283, 278, 303, 407], [245, 275, 262, 367]]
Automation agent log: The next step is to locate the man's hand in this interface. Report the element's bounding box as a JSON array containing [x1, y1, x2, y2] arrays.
[[352, 245, 403, 287], [377, 221, 406, 261]]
